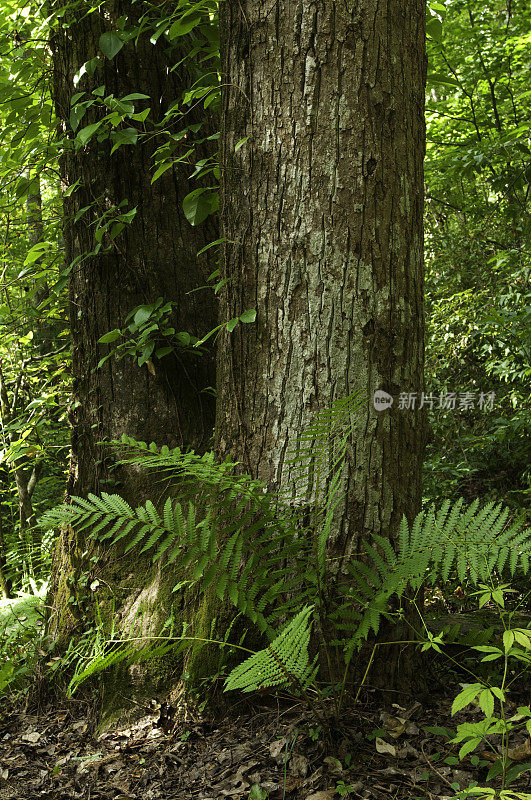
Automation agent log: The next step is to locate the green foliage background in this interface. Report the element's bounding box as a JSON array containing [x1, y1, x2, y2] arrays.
[[424, 0, 530, 510]]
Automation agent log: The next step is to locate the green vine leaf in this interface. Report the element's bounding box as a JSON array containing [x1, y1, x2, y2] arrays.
[[183, 188, 219, 226], [99, 31, 125, 60]]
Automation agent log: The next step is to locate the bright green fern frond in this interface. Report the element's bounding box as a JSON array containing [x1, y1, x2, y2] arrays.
[[123, 524, 151, 553], [403, 510, 424, 561], [341, 497, 527, 660], [398, 514, 410, 561], [139, 526, 165, 554], [219, 532, 240, 571], [224, 605, 315, 693], [162, 497, 173, 531], [371, 534, 397, 568], [364, 542, 392, 582]]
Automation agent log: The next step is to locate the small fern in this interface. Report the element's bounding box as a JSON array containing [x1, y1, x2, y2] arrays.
[[224, 605, 317, 693], [340, 498, 529, 659]]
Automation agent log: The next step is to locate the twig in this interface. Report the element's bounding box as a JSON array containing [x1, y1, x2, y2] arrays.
[[420, 740, 455, 790]]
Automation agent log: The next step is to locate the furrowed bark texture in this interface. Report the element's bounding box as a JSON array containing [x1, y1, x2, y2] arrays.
[[217, 1, 428, 691], [48, 2, 217, 714], [218, 0, 427, 559], [52, 4, 216, 499]]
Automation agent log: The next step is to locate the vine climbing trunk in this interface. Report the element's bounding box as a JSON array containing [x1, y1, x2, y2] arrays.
[[47, 1, 217, 718], [216, 0, 428, 693]]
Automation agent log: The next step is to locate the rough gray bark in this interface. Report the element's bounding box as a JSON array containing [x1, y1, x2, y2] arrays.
[[47, 1, 217, 716], [217, 1, 428, 689]]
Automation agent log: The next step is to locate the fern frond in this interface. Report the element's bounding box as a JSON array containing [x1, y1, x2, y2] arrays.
[[224, 605, 315, 693], [139, 526, 165, 554], [281, 391, 363, 516], [342, 497, 527, 657]]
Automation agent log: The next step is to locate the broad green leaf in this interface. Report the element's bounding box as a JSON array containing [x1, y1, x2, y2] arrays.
[[492, 589, 505, 607], [70, 101, 92, 131], [183, 188, 219, 226], [97, 354, 112, 368], [110, 127, 138, 154], [121, 93, 150, 101], [119, 208, 137, 225], [451, 683, 482, 715], [64, 179, 81, 197], [138, 341, 155, 367], [239, 309, 256, 324], [491, 687, 505, 702], [426, 17, 443, 42], [503, 630, 515, 652], [109, 222, 125, 239], [134, 306, 154, 326], [155, 346, 174, 359], [458, 737, 482, 760], [478, 689, 494, 718], [85, 57, 100, 76], [23, 242, 51, 266], [514, 630, 531, 649], [427, 73, 459, 88], [98, 329, 121, 344], [169, 15, 201, 39], [74, 205, 91, 223], [73, 57, 100, 86], [99, 31, 125, 60], [428, 2, 446, 14], [76, 121, 104, 148], [151, 162, 173, 184]]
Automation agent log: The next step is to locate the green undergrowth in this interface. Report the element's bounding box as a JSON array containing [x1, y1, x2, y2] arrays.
[[0, 583, 48, 696]]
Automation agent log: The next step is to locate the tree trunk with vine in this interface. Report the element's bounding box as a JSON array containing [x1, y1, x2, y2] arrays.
[[48, 1, 217, 720]]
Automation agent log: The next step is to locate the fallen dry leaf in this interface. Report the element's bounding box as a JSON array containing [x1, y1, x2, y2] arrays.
[[289, 753, 309, 776], [323, 756, 343, 777], [269, 738, 287, 761], [508, 736, 531, 762], [479, 750, 498, 762], [305, 791, 336, 800], [21, 731, 41, 743], [380, 712, 406, 739], [375, 737, 396, 756]]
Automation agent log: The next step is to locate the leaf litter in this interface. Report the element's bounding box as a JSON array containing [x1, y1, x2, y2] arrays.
[[0, 681, 529, 800]]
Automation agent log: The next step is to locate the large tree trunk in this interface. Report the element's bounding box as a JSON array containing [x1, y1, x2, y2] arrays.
[[216, 0, 427, 693], [47, 1, 217, 719]]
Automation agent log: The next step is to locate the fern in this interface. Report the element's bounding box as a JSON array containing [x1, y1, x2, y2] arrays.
[[283, 392, 362, 522], [224, 605, 317, 693], [341, 500, 529, 658], [38, 392, 529, 700]]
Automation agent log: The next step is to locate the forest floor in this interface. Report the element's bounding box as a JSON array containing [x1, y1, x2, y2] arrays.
[[0, 675, 530, 800]]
